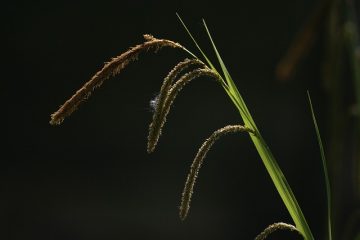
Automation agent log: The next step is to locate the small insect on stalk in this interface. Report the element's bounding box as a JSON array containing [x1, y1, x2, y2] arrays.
[[149, 94, 160, 113], [147, 58, 206, 153], [50, 18, 316, 240], [147, 66, 220, 153]]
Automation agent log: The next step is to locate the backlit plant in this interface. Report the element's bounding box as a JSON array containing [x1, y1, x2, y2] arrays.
[[50, 16, 333, 240]]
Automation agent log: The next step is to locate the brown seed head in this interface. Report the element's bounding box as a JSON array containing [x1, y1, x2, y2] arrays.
[[147, 68, 221, 153], [147, 59, 206, 153], [179, 125, 254, 220], [254, 222, 300, 240], [50, 35, 184, 125]]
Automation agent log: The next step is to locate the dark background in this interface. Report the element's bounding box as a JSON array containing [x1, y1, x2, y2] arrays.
[[4, 1, 339, 239]]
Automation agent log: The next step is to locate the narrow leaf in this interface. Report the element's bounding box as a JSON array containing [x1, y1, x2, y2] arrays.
[[201, 20, 314, 240], [176, 13, 215, 70], [307, 91, 332, 240]]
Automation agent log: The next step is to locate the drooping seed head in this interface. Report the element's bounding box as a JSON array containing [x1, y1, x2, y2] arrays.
[[179, 125, 254, 220], [50, 35, 184, 125], [147, 59, 207, 153], [147, 67, 221, 153], [254, 222, 300, 240]]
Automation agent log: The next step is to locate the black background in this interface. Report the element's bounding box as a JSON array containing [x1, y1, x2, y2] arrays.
[[5, 1, 332, 239]]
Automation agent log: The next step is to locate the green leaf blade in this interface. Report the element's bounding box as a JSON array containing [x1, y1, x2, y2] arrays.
[[202, 20, 314, 240], [176, 13, 215, 71], [177, 16, 315, 240], [307, 91, 332, 240]]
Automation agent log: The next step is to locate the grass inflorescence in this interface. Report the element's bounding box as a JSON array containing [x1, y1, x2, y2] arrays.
[[50, 35, 184, 125], [179, 125, 254, 220], [50, 15, 335, 240], [147, 59, 210, 153], [254, 222, 300, 240]]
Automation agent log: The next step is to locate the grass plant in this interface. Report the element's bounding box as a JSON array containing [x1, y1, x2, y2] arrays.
[[50, 16, 336, 240]]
